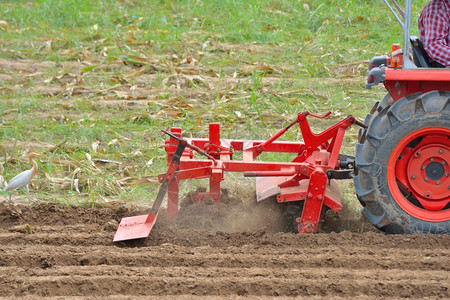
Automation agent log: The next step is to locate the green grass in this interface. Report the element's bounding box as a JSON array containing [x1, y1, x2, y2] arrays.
[[0, 0, 429, 209], [1, 1, 427, 69]]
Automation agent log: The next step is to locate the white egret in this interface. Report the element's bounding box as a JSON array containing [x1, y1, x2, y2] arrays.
[[4, 152, 44, 204]]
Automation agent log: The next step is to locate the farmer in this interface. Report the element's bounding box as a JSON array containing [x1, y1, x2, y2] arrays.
[[418, 0, 450, 67]]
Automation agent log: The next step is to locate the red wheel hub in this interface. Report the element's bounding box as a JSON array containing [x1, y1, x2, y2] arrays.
[[389, 128, 450, 222], [407, 144, 449, 202]]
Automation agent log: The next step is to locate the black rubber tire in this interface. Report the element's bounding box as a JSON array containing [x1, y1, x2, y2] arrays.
[[358, 93, 394, 144], [354, 91, 450, 234], [356, 93, 393, 207]]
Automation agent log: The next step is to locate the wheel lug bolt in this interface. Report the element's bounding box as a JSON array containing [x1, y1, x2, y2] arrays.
[[439, 149, 444, 154], [424, 177, 428, 182], [430, 158, 434, 161], [436, 181, 440, 185], [421, 166, 425, 170], [446, 173, 449, 177], [412, 175, 416, 179]]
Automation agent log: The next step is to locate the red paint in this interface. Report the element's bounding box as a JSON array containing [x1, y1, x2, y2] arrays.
[[388, 128, 450, 222], [161, 112, 359, 233], [384, 69, 450, 101]]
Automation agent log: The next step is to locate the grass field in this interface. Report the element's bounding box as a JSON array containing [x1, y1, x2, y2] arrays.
[[0, 0, 428, 211]]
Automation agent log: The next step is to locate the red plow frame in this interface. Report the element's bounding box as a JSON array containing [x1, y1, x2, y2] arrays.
[[114, 111, 366, 241]]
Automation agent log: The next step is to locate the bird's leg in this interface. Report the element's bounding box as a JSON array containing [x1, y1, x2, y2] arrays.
[[25, 185, 37, 204], [7, 193, 13, 205]]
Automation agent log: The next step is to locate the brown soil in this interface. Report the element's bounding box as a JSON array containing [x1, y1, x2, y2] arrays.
[[0, 192, 449, 299]]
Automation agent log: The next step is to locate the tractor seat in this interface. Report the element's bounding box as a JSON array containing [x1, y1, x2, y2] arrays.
[[410, 36, 445, 68]]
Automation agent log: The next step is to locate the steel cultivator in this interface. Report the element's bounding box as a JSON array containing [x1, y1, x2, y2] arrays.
[[114, 111, 367, 241]]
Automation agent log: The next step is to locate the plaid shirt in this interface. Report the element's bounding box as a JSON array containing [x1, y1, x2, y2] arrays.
[[418, 0, 450, 66]]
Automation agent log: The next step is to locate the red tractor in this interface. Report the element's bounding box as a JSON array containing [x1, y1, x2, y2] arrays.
[[356, 0, 449, 234], [114, 0, 449, 242]]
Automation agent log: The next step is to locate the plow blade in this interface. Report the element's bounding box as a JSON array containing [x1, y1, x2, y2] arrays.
[[256, 176, 292, 202], [256, 176, 343, 212], [113, 184, 165, 242], [113, 214, 157, 242], [113, 137, 187, 242]]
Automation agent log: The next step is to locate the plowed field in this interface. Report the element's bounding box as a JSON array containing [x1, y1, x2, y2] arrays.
[[0, 201, 449, 299]]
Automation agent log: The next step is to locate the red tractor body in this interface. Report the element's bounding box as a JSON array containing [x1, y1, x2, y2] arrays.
[[356, 20, 449, 233], [384, 69, 450, 100]]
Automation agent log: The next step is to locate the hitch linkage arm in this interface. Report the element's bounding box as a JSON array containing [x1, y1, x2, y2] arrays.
[[248, 111, 365, 161]]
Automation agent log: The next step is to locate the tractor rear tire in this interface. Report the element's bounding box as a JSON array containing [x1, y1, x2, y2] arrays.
[[358, 93, 393, 144], [354, 91, 450, 234]]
